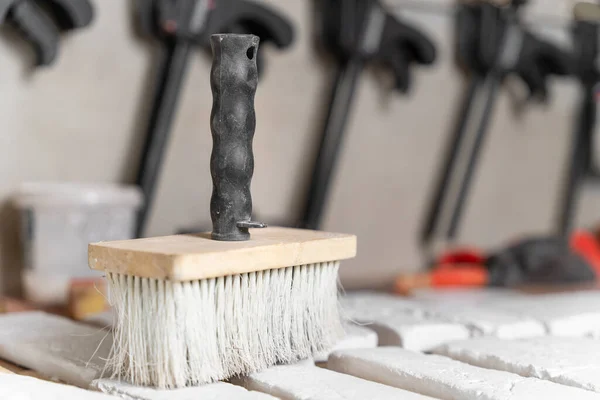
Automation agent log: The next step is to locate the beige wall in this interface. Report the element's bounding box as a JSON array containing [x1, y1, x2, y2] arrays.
[[0, 0, 596, 295]]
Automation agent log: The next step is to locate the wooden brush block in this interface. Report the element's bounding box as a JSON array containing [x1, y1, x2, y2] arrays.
[[89, 227, 356, 281]]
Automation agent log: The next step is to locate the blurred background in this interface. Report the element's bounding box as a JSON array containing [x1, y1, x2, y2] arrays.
[[1, 0, 599, 312]]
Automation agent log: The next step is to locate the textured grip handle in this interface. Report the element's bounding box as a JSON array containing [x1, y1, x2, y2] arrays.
[[210, 34, 264, 241]]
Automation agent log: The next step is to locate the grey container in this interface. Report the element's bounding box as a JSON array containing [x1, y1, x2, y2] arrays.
[[13, 182, 143, 305]]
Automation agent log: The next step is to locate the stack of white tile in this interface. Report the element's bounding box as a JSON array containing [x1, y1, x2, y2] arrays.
[[486, 292, 600, 337], [0, 312, 112, 388], [313, 322, 378, 362], [416, 302, 546, 339], [232, 364, 437, 399], [340, 289, 600, 342], [4, 289, 600, 400]]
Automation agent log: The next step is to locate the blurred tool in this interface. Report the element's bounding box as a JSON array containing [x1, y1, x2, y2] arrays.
[[420, 0, 571, 264], [299, 0, 436, 230], [0, 0, 93, 66], [12, 183, 142, 307], [395, 229, 600, 294], [556, 2, 600, 235], [67, 278, 107, 320], [36, 0, 93, 29], [196, 0, 295, 74], [134, 0, 294, 237]]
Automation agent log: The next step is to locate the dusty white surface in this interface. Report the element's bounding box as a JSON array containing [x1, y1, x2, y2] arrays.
[[340, 292, 469, 350], [92, 379, 277, 400], [435, 336, 600, 392], [367, 313, 470, 351], [0, 374, 117, 399], [487, 292, 600, 337], [339, 292, 424, 321], [417, 303, 546, 339], [314, 323, 378, 362], [0, 311, 111, 387], [340, 291, 545, 341], [0, 311, 101, 340], [327, 347, 600, 400], [83, 310, 115, 329], [411, 288, 521, 304], [232, 363, 437, 399], [294, 358, 316, 367]]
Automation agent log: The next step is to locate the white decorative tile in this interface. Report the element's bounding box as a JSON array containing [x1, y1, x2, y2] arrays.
[[488, 292, 600, 337], [232, 363, 436, 399], [327, 347, 600, 400], [0, 374, 117, 399], [0, 312, 111, 387], [314, 323, 378, 362], [417, 302, 546, 339], [92, 379, 277, 400], [435, 336, 600, 392]]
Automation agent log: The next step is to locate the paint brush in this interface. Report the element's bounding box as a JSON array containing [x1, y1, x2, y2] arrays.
[[88, 33, 357, 389]]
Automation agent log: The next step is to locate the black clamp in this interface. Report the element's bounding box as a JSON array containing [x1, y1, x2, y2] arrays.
[[136, 0, 294, 75], [199, 0, 293, 75], [556, 2, 600, 235], [420, 0, 571, 258], [0, 0, 94, 67], [572, 4, 600, 178], [319, 0, 436, 92], [456, 0, 570, 101], [300, 0, 437, 231]]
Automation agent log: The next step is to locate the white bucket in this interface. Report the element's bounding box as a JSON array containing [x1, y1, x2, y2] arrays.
[[12, 182, 143, 305]]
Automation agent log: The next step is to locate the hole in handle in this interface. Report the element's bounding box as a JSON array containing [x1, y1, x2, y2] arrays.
[[247, 46, 255, 60]]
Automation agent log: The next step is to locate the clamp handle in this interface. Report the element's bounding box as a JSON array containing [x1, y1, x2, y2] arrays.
[[376, 11, 437, 92], [456, 0, 570, 101], [319, 0, 436, 92], [10, 0, 59, 66], [572, 2, 600, 85], [514, 33, 571, 101], [202, 0, 294, 76], [209, 34, 266, 241], [41, 0, 94, 30]]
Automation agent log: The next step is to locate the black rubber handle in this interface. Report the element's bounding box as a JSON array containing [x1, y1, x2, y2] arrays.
[[209, 33, 265, 241]]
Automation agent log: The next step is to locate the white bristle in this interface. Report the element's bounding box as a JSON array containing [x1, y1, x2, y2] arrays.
[[104, 261, 344, 389]]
